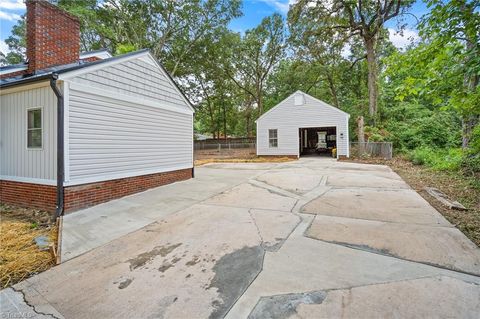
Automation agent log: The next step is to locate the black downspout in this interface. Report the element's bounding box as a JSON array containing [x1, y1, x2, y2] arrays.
[[50, 73, 64, 218], [192, 113, 195, 178]]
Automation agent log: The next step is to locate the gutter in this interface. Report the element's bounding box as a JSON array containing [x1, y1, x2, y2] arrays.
[[49, 73, 65, 217]]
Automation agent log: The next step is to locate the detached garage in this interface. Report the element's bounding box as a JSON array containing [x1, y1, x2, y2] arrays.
[[256, 91, 350, 158]]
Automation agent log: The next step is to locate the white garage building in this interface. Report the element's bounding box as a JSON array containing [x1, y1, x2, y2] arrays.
[[256, 91, 350, 158]]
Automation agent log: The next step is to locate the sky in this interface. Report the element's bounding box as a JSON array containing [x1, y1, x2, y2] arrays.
[[0, 0, 430, 56]]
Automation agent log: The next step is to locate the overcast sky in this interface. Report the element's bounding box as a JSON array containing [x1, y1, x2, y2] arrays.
[[0, 0, 429, 58]]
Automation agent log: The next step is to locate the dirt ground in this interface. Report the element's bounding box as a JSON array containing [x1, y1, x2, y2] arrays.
[[345, 157, 480, 247], [194, 148, 295, 166], [0, 204, 57, 288]]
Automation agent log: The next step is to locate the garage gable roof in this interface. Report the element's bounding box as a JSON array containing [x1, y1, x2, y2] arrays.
[[256, 90, 349, 122]]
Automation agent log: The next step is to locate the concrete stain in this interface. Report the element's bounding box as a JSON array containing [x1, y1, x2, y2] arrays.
[[248, 291, 326, 319], [207, 246, 264, 319], [158, 262, 173, 273], [118, 278, 133, 289], [127, 243, 182, 270], [186, 256, 200, 266]]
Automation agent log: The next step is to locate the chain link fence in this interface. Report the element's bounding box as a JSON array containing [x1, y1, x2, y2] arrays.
[[350, 142, 393, 159]]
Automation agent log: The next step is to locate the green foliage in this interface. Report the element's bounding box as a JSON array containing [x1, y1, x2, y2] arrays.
[[462, 125, 480, 176], [1, 15, 25, 65], [363, 126, 387, 142], [409, 147, 463, 171], [384, 104, 461, 151]]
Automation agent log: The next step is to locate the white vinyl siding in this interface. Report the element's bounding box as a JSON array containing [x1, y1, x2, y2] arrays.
[[69, 56, 191, 112], [256, 92, 349, 157], [67, 86, 193, 185], [0, 85, 57, 181]]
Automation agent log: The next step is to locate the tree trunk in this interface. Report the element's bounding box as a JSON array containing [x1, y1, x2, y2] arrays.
[[223, 99, 227, 141], [365, 38, 378, 120], [357, 116, 365, 155], [461, 33, 479, 148], [462, 115, 479, 148], [326, 73, 340, 108], [257, 83, 263, 115]]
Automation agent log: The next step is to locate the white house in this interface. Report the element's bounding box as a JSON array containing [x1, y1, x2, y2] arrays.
[[0, 0, 194, 215], [256, 91, 350, 158]]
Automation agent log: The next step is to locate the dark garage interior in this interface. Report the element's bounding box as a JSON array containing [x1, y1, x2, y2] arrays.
[[299, 127, 337, 156]]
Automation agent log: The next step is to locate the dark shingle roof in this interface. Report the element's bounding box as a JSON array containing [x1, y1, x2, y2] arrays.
[[0, 49, 148, 88]]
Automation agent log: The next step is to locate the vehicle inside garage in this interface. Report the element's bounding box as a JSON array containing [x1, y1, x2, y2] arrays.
[[299, 127, 337, 156]]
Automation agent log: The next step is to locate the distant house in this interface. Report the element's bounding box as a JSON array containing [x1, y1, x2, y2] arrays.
[[0, 0, 194, 215], [256, 91, 350, 158]]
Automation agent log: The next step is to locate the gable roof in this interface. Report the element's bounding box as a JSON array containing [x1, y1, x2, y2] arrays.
[[0, 49, 195, 112], [256, 90, 349, 122]]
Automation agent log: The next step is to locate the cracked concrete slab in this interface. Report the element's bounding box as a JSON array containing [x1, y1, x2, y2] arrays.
[[0, 288, 64, 319], [61, 165, 269, 261], [307, 215, 480, 275], [255, 168, 323, 194], [6, 157, 479, 318], [225, 234, 480, 319], [295, 276, 480, 319], [250, 209, 301, 251], [204, 183, 297, 211], [16, 204, 265, 319], [301, 188, 451, 226], [325, 172, 409, 189]]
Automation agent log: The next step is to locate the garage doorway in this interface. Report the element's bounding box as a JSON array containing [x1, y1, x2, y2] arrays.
[[299, 127, 337, 157]]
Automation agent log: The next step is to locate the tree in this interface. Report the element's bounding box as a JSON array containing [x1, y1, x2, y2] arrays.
[[226, 13, 286, 116], [290, 0, 414, 120], [419, 0, 480, 148], [1, 15, 26, 65]]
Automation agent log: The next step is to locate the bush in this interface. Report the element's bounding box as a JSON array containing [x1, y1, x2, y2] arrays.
[[409, 147, 463, 171], [462, 124, 480, 177]]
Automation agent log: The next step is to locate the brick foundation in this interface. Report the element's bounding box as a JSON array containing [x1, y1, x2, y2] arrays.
[[0, 168, 193, 213], [0, 180, 57, 212]]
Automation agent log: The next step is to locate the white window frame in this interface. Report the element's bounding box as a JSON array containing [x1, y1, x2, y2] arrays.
[[26, 107, 43, 150], [269, 129, 278, 148]]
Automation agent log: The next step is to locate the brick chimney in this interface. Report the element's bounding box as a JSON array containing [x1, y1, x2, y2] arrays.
[[26, 0, 80, 74]]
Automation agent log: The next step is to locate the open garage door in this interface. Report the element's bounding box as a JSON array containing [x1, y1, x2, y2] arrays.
[[299, 127, 337, 157]]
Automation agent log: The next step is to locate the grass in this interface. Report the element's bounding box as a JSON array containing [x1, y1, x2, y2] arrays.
[[0, 204, 57, 288], [347, 156, 480, 246]]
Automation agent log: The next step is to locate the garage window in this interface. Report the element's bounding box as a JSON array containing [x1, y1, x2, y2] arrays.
[[27, 108, 42, 149], [269, 129, 278, 147]]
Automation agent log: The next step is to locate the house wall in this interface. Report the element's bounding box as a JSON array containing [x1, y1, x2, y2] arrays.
[[256, 93, 349, 157], [69, 56, 190, 112], [0, 84, 57, 183], [64, 55, 194, 186], [65, 84, 193, 185]]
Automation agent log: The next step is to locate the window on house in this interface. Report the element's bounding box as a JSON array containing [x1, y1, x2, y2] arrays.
[[269, 129, 278, 148], [27, 108, 42, 149]]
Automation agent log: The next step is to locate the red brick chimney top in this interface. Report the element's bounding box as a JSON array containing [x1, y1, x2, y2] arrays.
[[26, 0, 80, 74]]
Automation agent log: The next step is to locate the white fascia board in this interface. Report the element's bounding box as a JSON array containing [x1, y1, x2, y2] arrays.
[[68, 81, 194, 115]]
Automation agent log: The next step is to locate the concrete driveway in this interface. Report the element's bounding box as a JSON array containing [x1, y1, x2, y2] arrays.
[[2, 158, 480, 318]]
